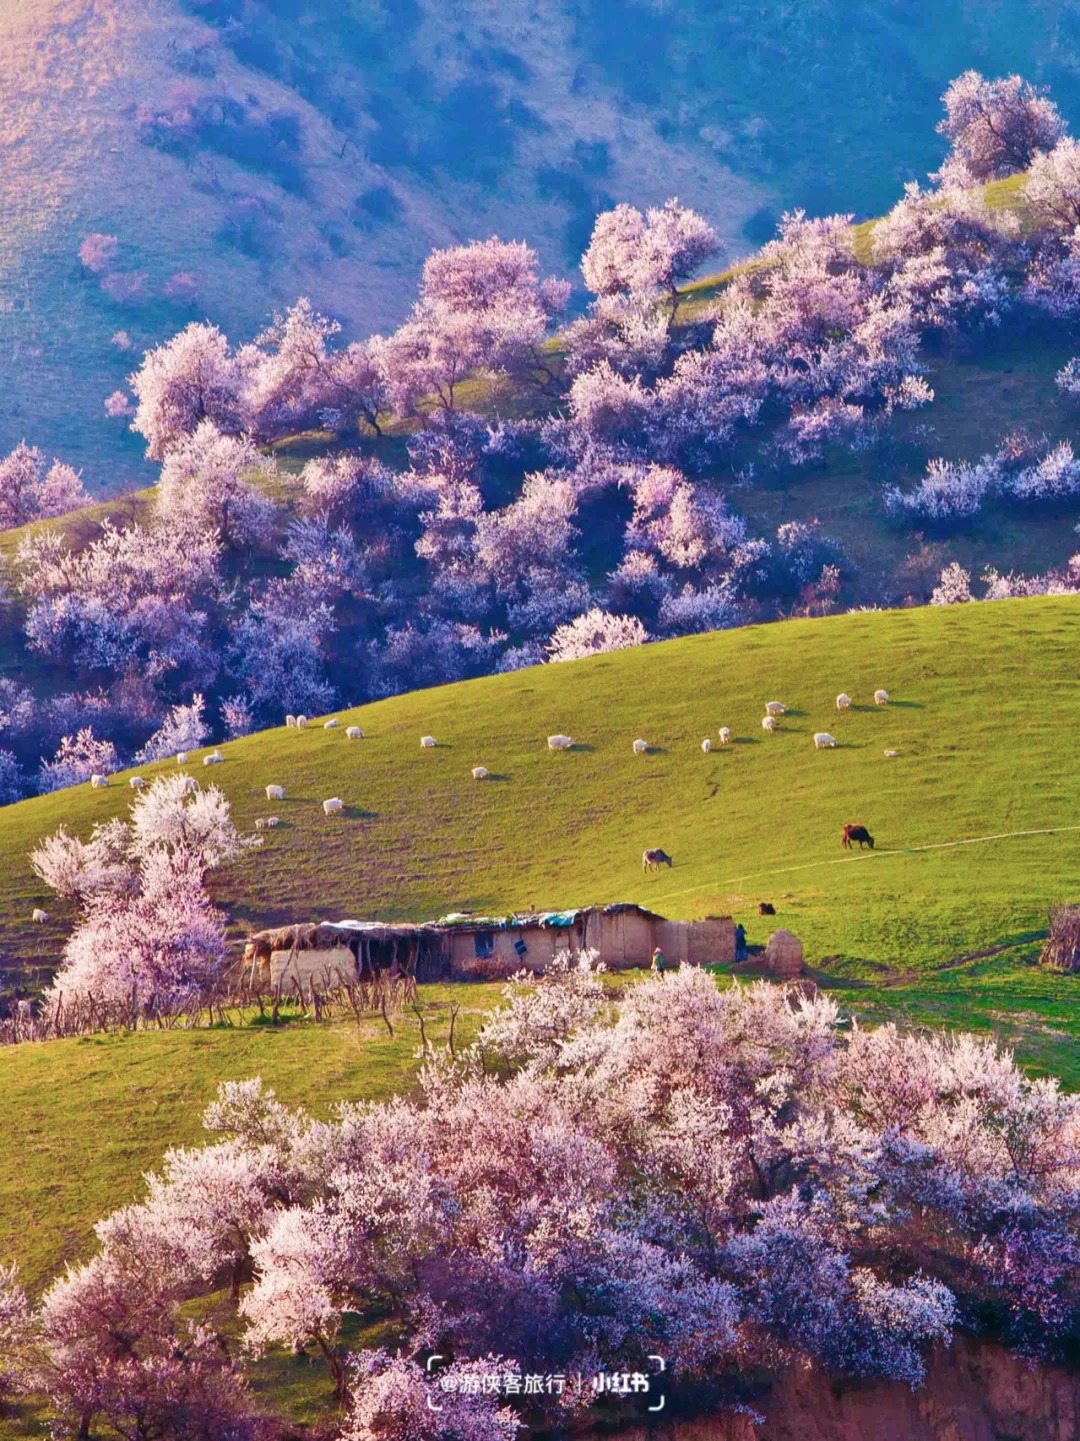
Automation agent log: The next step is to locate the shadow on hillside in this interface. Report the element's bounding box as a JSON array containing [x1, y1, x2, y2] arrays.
[[888, 700, 924, 709], [482, 772, 512, 783], [568, 743, 595, 752], [343, 806, 378, 819]]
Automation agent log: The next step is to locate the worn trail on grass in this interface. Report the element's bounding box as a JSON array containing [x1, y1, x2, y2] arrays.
[[665, 823, 1080, 901]]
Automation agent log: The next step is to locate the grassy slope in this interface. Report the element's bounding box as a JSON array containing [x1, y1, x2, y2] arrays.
[[3, 595, 1080, 1059]]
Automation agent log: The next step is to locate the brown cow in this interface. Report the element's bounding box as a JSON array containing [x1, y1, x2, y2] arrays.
[[841, 824, 875, 850]]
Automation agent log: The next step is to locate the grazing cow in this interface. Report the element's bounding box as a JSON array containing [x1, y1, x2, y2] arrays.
[[841, 824, 875, 850], [759, 902, 776, 916], [642, 848, 673, 872]]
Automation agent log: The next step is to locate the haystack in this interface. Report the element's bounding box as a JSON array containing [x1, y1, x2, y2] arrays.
[[764, 929, 804, 978]]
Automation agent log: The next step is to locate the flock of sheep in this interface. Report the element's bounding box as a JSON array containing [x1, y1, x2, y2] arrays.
[[73, 687, 900, 839]]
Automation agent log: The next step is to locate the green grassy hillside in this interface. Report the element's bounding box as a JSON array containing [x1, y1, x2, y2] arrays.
[[5, 595, 1080, 984]]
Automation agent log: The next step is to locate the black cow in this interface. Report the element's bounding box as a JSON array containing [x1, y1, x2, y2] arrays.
[[841, 824, 875, 850]]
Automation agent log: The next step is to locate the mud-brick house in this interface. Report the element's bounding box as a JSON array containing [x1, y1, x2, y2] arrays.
[[244, 906, 735, 991]]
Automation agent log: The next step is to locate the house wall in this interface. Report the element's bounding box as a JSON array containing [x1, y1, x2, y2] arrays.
[[269, 946, 358, 992], [687, 916, 736, 965], [447, 925, 577, 979]]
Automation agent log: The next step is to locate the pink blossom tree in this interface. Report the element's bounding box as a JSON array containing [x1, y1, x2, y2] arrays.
[[935, 71, 1066, 186], [1025, 138, 1080, 232], [379, 238, 568, 416], [130, 322, 244, 460], [38, 727, 119, 793], [547, 607, 648, 661], [155, 421, 276, 548], [581, 199, 718, 327], [0, 443, 90, 529]]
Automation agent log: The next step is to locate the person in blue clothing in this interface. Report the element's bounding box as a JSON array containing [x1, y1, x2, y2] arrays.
[[651, 946, 666, 975], [734, 923, 748, 962]]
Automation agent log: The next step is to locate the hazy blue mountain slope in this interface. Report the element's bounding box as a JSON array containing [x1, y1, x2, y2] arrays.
[[3, 0, 1080, 484]]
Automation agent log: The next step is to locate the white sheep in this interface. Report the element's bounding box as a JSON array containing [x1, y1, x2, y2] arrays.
[[836, 693, 852, 710], [813, 732, 837, 749], [180, 776, 199, 796], [765, 700, 787, 717], [701, 738, 712, 753], [265, 784, 286, 801], [324, 718, 339, 730], [203, 750, 223, 766], [323, 797, 344, 815], [633, 738, 649, 755], [296, 715, 308, 730], [883, 748, 900, 759], [420, 736, 438, 748], [472, 766, 489, 780], [285, 715, 297, 728], [718, 726, 732, 746], [761, 715, 777, 733], [90, 773, 109, 789], [31, 908, 48, 923], [265, 816, 280, 827], [176, 752, 188, 766], [129, 776, 146, 789], [347, 726, 364, 740], [874, 689, 889, 706], [254, 818, 268, 831], [547, 735, 573, 751]]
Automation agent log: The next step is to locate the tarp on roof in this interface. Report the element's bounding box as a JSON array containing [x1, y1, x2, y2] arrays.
[[538, 911, 582, 929]]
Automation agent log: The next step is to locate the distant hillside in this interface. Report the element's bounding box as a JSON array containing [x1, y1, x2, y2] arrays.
[[5, 595, 1080, 988], [5, 0, 1080, 484]]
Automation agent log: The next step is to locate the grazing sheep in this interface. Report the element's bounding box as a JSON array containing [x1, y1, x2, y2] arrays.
[[472, 766, 489, 780], [176, 752, 188, 766], [266, 816, 280, 828], [324, 718, 339, 730], [90, 774, 109, 789], [765, 701, 787, 717], [180, 777, 199, 796], [265, 784, 286, 801], [633, 738, 649, 754], [203, 750, 223, 766], [296, 715, 308, 730], [836, 693, 852, 710], [718, 727, 732, 746], [254, 818, 268, 831], [286, 715, 297, 728], [129, 776, 146, 789], [347, 726, 364, 740], [31, 908, 48, 923], [883, 748, 900, 758], [761, 715, 777, 733], [547, 735, 572, 751], [874, 689, 889, 706], [813, 732, 837, 749], [701, 737, 712, 753], [323, 797, 344, 815], [420, 736, 438, 748]]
